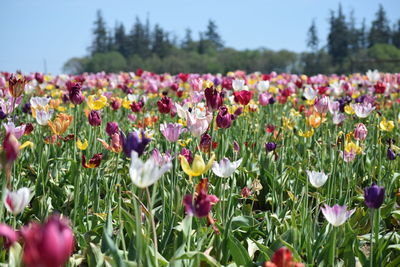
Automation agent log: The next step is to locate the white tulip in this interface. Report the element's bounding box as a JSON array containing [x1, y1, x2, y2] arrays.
[[129, 151, 172, 188], [3, 187, 32, 215], [212, 158, 242, 178], [306, 170, 328, 188]]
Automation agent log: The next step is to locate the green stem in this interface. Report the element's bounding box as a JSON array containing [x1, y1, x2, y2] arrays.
[[146, 187, 158, 267]]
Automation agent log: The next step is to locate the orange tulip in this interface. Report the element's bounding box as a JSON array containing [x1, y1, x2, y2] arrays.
[[48, 113, 73, 136]]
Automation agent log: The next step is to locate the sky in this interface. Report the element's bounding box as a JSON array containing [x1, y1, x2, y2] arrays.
[[0, 0, 399, 74]]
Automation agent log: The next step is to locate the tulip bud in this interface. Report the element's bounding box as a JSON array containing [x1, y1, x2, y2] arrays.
[[110, 98, 122, 110], [130, 101, 143, 113], [66, 82, 84, 105], [88, 110, 101, 126]]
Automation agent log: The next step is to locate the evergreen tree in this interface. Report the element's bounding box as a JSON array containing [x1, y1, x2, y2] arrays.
[[347, 10, 360, 53], [114, 23, 129, 57], [90, 10, 108, 55], [392, 19, 400, 49], [128, 17, 151, 58], [359, 19, 368, 49], [151, 24, 171, 58], [182, 28, 195, 51], [306, 19, 319, 51], [198, 32, 206, 54], [327, 5, 349, 65], [205, 20, 224, 50], [368, 5, 391, 47]]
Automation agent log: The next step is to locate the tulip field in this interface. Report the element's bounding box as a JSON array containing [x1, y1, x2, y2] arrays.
[[1, 69, 400, 267]]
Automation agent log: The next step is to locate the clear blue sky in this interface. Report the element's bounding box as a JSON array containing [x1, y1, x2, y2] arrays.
[[0, 0, 399, 74]]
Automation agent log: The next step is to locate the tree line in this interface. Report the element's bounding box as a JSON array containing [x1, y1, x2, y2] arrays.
[[63, 5, 400, 75]]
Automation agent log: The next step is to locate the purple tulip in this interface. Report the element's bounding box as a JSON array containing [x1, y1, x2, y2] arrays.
[[364, 184, 385, 209], [204, 87, 223, 111], [121, 131, 151, 157], [180, 148, 193, 164], [265, 142, 277, 152], [387, 147, 396, 160], [160, 123, 186, 142], [88, 110, 102, 126], [105, 122, 119, 137], [216, 106, 232, 129], [67, 82, 84, 105]]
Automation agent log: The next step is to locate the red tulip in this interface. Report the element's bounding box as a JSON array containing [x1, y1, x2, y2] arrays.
[[233, 90, 252, 105]]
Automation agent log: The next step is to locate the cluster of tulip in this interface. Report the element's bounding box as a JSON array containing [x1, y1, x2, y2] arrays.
[[0, 69, 399, 266]]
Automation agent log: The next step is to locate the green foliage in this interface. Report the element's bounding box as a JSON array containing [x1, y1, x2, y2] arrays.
[[86, 52, 127, 73]]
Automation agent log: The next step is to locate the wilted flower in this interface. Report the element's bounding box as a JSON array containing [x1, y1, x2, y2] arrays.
[[82, 153, 103, 168], [121, 131, 151, 157], [179, 152, 215, 177], [8, 75, 27, 98], [306, 170, 328, 188], [3, 187, 31, 215], [21, 214, 74, 267], [97, 133, 123, 153], [354, 123, 368, 140], [321, 204, 355, 227], [129, 151, 172, 188], [241, 186, 252, 198], [160, 123, 186, 142], [199, 133, 212, 153], [183, 178, 219, 218], [212, 157, 242, 178], [364, 184, 385, 209]]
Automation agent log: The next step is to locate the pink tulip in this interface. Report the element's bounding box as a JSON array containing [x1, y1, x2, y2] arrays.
[[354, 123, 368, 141], [0, 223, 18, 248], [21, 214, 74, 267]]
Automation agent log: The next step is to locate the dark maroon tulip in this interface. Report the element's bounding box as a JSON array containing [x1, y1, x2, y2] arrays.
[[204, 87, 223, 111], [130, 101, 143, 113], [233, 106, 243, 118], [364, 184, 385, 209], [88, 110, 101, 126], [157, 96, 173, 114], [21, 214, 74, 267], [66, 81, 84, 105], [199, 134, 212, 153], [106, 122, 119, 137], [216, 106, 232, 128], [183, 190, 219, 218], [82, 153, 103, 168]]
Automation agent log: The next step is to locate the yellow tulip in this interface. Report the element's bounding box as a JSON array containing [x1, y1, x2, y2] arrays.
[[77, 138, 88, 150], [344, 105, 355, 115], [345, 142, 362, 154], [298, 128, 314, 138], [379, 118, 394, 132], [179, 153, 215, 177], [87, 95, 107, 110]]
